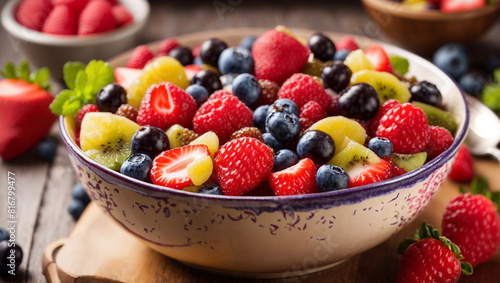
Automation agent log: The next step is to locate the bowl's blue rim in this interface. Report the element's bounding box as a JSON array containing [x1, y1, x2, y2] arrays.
[[58, 30, 470, 209]]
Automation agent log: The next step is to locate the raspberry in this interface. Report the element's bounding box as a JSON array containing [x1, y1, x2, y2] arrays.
[[230, 127, 264, 143], [278, 73, 332, 111], [425, 126, 454, 160], [367, 99, 400, 137], [299, 101, 326, 130], [115, 104, 138, 122], [255, 79, 279, 107], [157, 38, 181, 55], [193, 90, 253, 144], [327, 90, 340, 116], [126, 45, 154, 69], [375, 103, 430, 154], [76, 104, 99, 128], [335, 35, 360, 52]]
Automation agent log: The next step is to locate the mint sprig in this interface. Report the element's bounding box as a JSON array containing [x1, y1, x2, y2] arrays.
[[50, 60, 115, 116], [0, 59, 51, 91]]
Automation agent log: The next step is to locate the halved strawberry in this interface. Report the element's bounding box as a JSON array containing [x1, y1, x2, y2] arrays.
[[269, 158, 319, 196], [441, 0, 486, 12], [151, 144, 211, 189], [184, 64, 202, 82], [349, 159, 391, 187], [137, 82, 197, 130], [114, 67, 142, 90], [364, 45, 394, 74]]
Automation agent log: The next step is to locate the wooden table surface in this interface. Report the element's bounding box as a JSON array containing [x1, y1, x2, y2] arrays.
[[1, 0, 499, 282]]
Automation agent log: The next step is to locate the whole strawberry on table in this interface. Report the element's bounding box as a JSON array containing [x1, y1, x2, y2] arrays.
[[52, 26, 460, 197]]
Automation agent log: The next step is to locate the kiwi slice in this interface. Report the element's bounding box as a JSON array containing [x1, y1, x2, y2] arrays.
[[390, 152, 427, 172], [350, 70, 411, 105], [412, 101, 457, 135], [328, 139, 380, 170], [80, 112, 141, 171], [166, 124, 199, 149]]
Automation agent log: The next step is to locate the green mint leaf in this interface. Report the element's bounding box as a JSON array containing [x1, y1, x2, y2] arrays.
[[75, 70, 87, 92], [30, 67, 51, 90], [63, 62, 85, 90], [0, 62, 17, 79], [494, 68, 500, 84], [17, 59, 30, 81], [62, 96, 84, 116], [50, 90, 74, 115], [84, 60, 115, 94], [389, 55, 409, 76], [481, 84, 500, 113]]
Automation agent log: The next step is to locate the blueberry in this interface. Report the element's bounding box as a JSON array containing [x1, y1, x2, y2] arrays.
[[72, 183, 91, 205], [168, 46, 193, 66], [273, 149, 299, 172], [68, 199, 86, 220], [186, 84, 209, 107], [0, 241, 23, 275], [267, 98, 299, 116], [96, 83, 127, 113], [433, 43, 468, 80], [316, 164, 350, 192], [36, 137, 57, 162], [120, 153, 153, 182], [484, 53, 500, 74], [321, 60, 352, 93], [308, 32, 336, 62], [459, 73, 485, 97], [191, 69, 222, 94], [131, 126, 169, 159], [253, 105, 270, 132], [0, 227, 8, 242], [338, 83, 380, 120], [198, 185, 224, 195], [232, 73, 260, 106], [220, 73, 238, 87], [263, 133, 285, 152], [296, 130, 335, 164], [409, 81, 443, 107], [265, 112, 301, 142], [240, 35, 258, 51], [218, 47, 254, 75], [200, 38, 228, 67], [193, 56, 204, 66], [368, 137, 393, 158], [333, 49, 350, 61]]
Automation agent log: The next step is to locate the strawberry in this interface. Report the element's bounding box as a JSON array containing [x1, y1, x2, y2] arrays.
[[448, 145, 474, 182], [53, 0, 88, 14], [42, 5, 77, 35], [77, 0, 116, 35], [90, 0, 117, 5], [425, 126, 454, 160], [126, 45, 154, 69], [151, 144, 211, 189], [278, 73, 332, 111], [184, 64, 202, 82], [252, 29, 310, 85], [76, 104, 99, 128], [157, 38, 181, 56], [214, 137, 274, 196], [397, 222, 472, 283], [364, 45, 394, 74], [349, 159, 391, 187], [192, 45, 201, 58], [192, 90, 253, 144], [16, 0, 53, 31], [442, 188, 500, 268], [441, 0, 486, 13], [367, 99, 400, 137], [0, 61, 56, 160], [390, 161, 407, 177], [114, 67, 142, 89], [112, 4, 133, 27], [269, 158, 318, 196], [376, 103, 430, 154], [255, 79, 279, 107], [335, 35, 360, 52], [137, 82, 197, 130], [299, 101, 326, 130]]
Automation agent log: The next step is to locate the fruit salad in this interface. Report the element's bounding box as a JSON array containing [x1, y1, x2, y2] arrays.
[[389, 0, 495, 12], [51, 26, 458, 197]]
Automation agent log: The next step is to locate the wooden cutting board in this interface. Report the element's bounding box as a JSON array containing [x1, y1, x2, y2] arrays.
[[42, 158, 500, 283]]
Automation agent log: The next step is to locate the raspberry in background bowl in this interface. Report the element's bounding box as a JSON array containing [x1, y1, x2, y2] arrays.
[[1, 0, 150, 80], [59, 28, 469, 277]]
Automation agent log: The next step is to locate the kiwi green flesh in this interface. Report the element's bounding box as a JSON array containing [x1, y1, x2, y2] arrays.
[[329, 140, 380, 171], [84, 139, 132, 171], [412, 101, 457, 135], [390, 152, 427, 172], [372, 78, 410, 105]]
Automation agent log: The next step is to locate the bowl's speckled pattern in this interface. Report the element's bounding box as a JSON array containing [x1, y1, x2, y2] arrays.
[[59, 29, 469, 278]]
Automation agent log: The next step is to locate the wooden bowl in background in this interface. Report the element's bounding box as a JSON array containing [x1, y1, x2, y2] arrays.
[[361, 0, 500, 55]]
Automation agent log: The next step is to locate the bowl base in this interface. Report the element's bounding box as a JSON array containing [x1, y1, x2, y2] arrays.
[[178, 258, 349, 279]]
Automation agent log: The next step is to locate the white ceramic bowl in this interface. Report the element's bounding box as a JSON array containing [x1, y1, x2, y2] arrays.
[[59, 28, 469, 278], [1, 0, 150, 80]]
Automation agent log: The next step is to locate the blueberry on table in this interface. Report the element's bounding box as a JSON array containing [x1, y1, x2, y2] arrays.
[[120, 153, 153, 182], [338, 83, 380, 121], [200, 38, 228, 67], [267, 98, 299, 116], [433, 43, 468, 80], [321, 60, 352, 93], [263, 133, 285, 152], [410, 81, 443, 107], [191, 69, 222, 94], [240, 35, 258, 51], [72, 183, 91, 206], [96, 83, 127, 113], [253, 105, 270, 132], [0, 241, 23, 276], [368, 137, 393, 159], [296, 130, 335, 164], [273, 149, 299, 172], [168, 46, 193, 66], [198, 185, 224, 195], [0, 227, 8, 242], [131, 126, 169, 159], [459, 73, 485, 97], [308, 32, 336, 62], [36, 137, 57, 162], [186, 84, 209, 107], [232, 73, 260, 106], [218, 47, 254, 75], [265, 111, 301, 142], [68, 199, 86, 220], [316, 164, 350, 192]]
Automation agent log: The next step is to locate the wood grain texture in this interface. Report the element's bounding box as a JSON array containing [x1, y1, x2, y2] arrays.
[[0, 0, 499, 282]]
